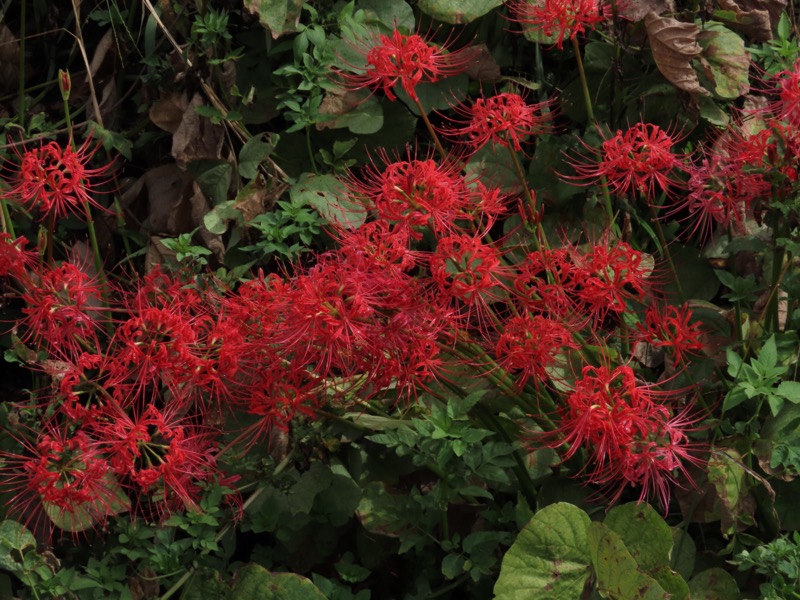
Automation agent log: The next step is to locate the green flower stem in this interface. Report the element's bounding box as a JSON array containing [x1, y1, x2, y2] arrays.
[[571, 36, 616, 228], [0, 198, 15, 238], [305, 125, 319, 174], [765, 216, 788, 333], [505, 143, 546, 250], [648, 203, 685, 302], [414, 97, 449, 161]]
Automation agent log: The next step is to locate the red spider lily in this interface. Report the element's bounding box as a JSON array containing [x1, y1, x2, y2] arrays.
[[441, 92, 554, 153], [93, 404, 221, 519], [345, 150, 474, 239], [495, 313, 578, 388], [509, 0, 609, 49], [20, 262, 107, 361], [0, 425, 128, 538], [337, 28, 475, 102], [549, 364, 702, 509], [566, 122, 689, 201], [3, 137, 113, 220], [0, 233, 35, 280], [428, 232, 509, 326], [635, 303, 705, 365]]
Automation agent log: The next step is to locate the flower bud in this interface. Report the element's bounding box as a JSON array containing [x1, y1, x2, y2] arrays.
[[59, 69, 71, 101]]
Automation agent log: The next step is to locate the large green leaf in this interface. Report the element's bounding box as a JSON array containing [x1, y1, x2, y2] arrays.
[[416, 0, 504, 24], [697, 23, 750, 99], [230, 563, 327, 599], [493, 502, 592, 600], [0, 521, 37, 577], [290, 173, 366, 229], [243, 0, 303, 38], [588, 522, 670, 599], [687, 568, 740, 599], [604, 503, 673, 571]]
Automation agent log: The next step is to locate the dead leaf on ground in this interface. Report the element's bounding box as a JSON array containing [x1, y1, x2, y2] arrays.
[[121, 164, 194, 234], [172, 92, 225, 167], [617, 0, 675, 23], [645, 12, 708, 95], [86, 29, 119, 127], [0, 24, 19, 93], [150, 92, 189, 134]]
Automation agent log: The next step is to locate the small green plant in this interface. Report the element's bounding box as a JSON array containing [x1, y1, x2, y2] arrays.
[[733, 532, 800, 599]]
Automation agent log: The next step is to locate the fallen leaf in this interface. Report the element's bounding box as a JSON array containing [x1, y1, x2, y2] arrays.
[[172, 92, 225, 167], [149, 92, 188, 134], [618, 0, 676, 22], [645, 12, 708, 95], [0, 25, 19, 93], [463, 44, 501, 82], [714, 0, 776, 41]]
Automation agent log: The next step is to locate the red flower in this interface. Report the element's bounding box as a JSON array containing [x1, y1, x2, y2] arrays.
[[338, 29, 475, 101], [1, 425, 127, 538], [509, 0, 609, 49], [21, 262, 106, 360], [635, 303, 705, 365], [3, 137, 113, 220], [0, 234, 34, 280], [94, 404, 220, 519], [442, 93, 554, 153], [549, 364, 702, 509], [495, 313, 577, 388], [346, 151, 473, 238], [566, 122, 687, 200]]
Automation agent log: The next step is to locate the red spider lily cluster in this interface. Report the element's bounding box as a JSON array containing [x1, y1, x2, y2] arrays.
[[0, 25, 750, 541], [508, 0, 610, 49]]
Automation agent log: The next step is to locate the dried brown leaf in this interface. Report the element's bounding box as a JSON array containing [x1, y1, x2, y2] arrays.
[[150, 92, 189, 134], [617, 0, 676, 23], [86, 30, 118, 126], [715, 0, 777, 41], [645, 12, 708, 95], [121, 164, 194, 234], [172, 93, 225, 167], [0, 25, 20, 93], [463, 44, 501, 82]]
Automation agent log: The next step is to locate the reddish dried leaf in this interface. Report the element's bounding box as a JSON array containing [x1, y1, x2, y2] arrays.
[[645, 12, 708, 95]]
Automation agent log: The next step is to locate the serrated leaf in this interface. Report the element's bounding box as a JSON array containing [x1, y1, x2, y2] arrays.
[[494, 502, 592, 600], [416, 0, 504, 24], [588, 522, 670, 599], [777, 381, 800, 402]]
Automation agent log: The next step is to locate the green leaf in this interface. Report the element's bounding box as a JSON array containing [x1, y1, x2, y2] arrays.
[[239, 133, 276, 179], [244, 0, 303, 39], [0, 521, 37, 577], [697, 23, 750, 99], [397, 73, 469, 115], [416, 0, 503, 24], [290, 173, 366, 229], [494, 502, 592, 600], [359, 0, 415, 32], [687, 568, 740, 599], [669, 528, 696, 581], [230, 563, 327, 599], [187, 159, 233, 205], [707, 448, 754, 537], [588, 522, 670, 600], [776, 381, 800, 402], [604, 502, 673, 571]]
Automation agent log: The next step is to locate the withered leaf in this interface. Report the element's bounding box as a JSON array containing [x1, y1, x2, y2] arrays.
[[714, 0, 776, 42], [172, 92, 225, 167], [617, 0, 676, 23], [645, 12, 708, 95], [149, 92, 188, 134]]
